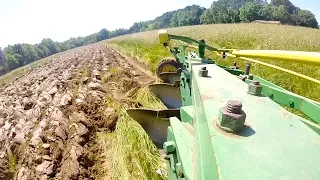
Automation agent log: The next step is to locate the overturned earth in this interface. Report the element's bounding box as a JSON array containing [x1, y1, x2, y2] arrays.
[[0, 44, 166, 180]]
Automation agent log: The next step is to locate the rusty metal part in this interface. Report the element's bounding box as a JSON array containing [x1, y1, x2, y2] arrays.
[[244, 63, 251, 75], [248, 80, 262, 96], [217, 100, 246, 133], [198, 66, 208, 77]]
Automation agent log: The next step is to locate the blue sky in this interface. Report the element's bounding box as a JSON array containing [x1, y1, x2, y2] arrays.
[[0, 0, 318, 48]]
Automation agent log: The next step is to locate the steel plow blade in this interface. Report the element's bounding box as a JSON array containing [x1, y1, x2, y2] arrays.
[[126, 108, 180, 148], [159, 72, 180, 84], [148, 83, 182, 109]]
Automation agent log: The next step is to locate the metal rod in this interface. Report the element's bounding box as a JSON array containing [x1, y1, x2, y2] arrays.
[[225, 53, 320, 85], [244, 63, 251, 75], [232, 50, 320, 66], [181, 42, 320, 85]]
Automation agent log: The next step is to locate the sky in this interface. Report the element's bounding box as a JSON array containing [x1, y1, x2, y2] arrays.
[[0, 0, 319, 48]]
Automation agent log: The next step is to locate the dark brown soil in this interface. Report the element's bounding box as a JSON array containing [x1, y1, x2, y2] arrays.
[[0, 44, 156, 180]]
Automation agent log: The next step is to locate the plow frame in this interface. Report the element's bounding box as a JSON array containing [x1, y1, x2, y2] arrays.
[[157, 30, 320, 180]]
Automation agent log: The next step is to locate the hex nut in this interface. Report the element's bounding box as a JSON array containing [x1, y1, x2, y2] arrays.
[[198, 67, 208, 77], [175, 163, 184, 178], [248, 80, 262, 96], [218, 106, 246, 133], [163, 141, 176, 154]]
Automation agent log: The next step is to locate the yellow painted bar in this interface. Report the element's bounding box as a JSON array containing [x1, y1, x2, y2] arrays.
[[183, 45, 320, 85], [232, 50, 320, 66], [225, 53, 320, 85]]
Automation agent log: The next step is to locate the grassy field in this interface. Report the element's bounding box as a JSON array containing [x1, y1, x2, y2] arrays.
[[105, 23, 320, 102]]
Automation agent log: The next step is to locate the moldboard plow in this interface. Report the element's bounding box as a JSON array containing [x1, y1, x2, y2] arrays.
[[127, 30, 320, 179]]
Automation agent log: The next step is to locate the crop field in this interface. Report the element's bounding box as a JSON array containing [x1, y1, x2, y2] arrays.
[[106, 23, 320, 103]]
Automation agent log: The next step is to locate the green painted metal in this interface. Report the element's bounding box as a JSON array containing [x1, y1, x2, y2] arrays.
[[190, 70, 220, 180], [180, 105, 193, 124], [195, 64, 320, 179], [157, 33, 320, 179], [168, 117, 194, 179], [260, 83, 320, 123]]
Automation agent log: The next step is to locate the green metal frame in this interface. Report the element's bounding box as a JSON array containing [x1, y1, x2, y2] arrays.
[[167, 34, 320, 123], [162, 33, 320, 180]]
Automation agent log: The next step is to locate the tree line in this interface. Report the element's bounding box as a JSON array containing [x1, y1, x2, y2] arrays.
[[0, 0, 318, 76], [0, 28, 127, 75], [201, 0, 318, 27], [129, 0, 318, 33]]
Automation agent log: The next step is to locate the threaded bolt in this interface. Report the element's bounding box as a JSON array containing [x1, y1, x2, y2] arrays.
[[217, 100, 246, 133], [252, 80, 260, 85], [245, 63, 251, 75], [199, 66, 208, 77], [226, 100, 242, 114]]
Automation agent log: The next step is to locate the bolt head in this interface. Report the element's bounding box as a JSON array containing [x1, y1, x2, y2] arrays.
[[163, 141, 176, 154], [288, 99, 295, 108], [218, 107, 246, 133], [252, 80, 260, 85], [248, 81, 262, 96], [175, 163, 184, 178], [198, 67, 208, 77]]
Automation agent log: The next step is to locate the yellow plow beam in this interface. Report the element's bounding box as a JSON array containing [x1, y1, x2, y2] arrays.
[[231, 50, 320, 66]]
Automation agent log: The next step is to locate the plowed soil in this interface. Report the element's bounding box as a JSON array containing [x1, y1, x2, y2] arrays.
[[0, 44, 156, 180]]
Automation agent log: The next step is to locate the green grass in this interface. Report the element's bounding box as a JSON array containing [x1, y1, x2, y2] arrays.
[[105, 23, 320, 102], [136, 87, 167, 110], [95, 68, 167, 180], [96, 93, 167, 180]]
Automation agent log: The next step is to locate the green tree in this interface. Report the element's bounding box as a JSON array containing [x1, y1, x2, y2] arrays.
[[129, 22, 143, 33], [34, 45, 45, 59], [37, 44, 50, 57], [295, 10, 319, 28], [98, 28, 110, 41], [273, 5, 290, 23], [207, 0, 252, 23], [22, 44, 39, 64], [0, 48, 6, 74], [260, 3, 275, 20], [271, 0, 297, 14], [4, 53, 21, 70], [240, 1, 263, 22], [200, 10, 214, 24], [40, 38, 59, 55]]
